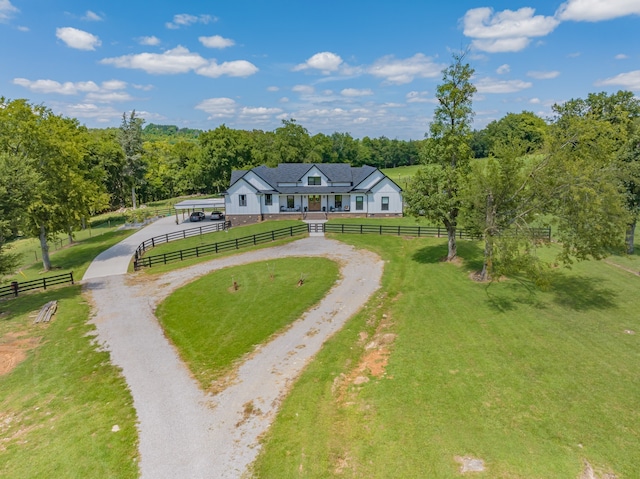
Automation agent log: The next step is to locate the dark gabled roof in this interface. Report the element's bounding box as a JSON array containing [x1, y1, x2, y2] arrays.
[[228, 163, 386, 193], [229, 169, 248, 185]]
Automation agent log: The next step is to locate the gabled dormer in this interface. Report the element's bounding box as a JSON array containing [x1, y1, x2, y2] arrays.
[[301, 165, 328, 187]]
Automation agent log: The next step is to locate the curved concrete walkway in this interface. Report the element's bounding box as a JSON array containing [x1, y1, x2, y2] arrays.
[[82, 221, 383, 478]]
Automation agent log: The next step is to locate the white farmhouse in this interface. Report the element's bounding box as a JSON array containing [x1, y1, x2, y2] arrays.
[[224, 163, 403, 225]]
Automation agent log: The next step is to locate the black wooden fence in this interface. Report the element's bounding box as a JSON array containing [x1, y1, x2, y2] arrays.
[[323, 223, 551, 241], [0, 272, 75, 298], [132, 222, 551, 270], [134, 224, 308, 270], [134, 220, 230, 263]]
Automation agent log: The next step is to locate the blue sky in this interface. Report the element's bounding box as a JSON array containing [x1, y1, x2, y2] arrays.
[[1, 0, 639, 140]]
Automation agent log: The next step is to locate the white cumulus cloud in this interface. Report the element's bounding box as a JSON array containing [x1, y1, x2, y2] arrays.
[[56, 27, 101, 50], [476, 77, 533, 93], [496, 64, 510, 74], [0, 0, 18, 22], [101, 46, 207, 74], [166, 13, 215, 29], [101, 46, 258, 78], [463, 7, 559, 53], [292, 85, 315, 95], [368, 53, 443, 84], [341, 88, 373, 97], [557, 0, 640, 21], [293, 52, 343, 73], [199, 35, 235, 49], [138, 36, 160, 46], [82, 10, 103, 21], [195, 97, 237, 118], [12, 78, 133, 103], [596, 70, 640, 90], [527, 70, 560, 79], [196, 60, 258, 78]]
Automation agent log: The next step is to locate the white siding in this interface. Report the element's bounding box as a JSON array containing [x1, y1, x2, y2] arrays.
[[262, 193, 280, 214], [369, 179, 403, 214], [225, 181, 261, 215]]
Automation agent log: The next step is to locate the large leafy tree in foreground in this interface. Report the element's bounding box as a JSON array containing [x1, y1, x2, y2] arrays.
[[0, 98, 105, 271], [464, 96, 631, 284], [405, 51, 476, 261]]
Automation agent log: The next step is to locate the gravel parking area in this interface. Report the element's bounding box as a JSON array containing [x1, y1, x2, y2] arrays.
[[83, 234, 383, 478]]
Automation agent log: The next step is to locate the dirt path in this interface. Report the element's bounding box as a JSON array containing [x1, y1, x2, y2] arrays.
[[83, 236, 383, 478]]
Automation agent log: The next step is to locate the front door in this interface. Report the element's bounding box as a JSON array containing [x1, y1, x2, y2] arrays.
[[308, 195, 321, 211]]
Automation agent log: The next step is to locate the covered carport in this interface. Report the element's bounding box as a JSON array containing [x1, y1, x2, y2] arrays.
[[173, 198, 225, 222]]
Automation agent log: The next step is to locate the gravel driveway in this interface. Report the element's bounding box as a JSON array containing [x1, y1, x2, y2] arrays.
[[83, 228, 383, 478]]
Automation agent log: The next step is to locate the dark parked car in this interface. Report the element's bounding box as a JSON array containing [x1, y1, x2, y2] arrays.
[[189, 211, 206, 222], [210, 211, 225, 221]]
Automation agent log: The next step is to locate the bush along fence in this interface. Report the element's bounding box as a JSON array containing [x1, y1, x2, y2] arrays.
[[0, 272, 75, 298], [133, 224, 307, 270], [133, 220, 231, 264]]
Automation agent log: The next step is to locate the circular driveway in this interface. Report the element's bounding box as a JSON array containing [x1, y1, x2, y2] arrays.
[[82, 220, 383, 478]]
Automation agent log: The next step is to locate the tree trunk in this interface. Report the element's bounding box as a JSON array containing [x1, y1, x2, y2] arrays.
[[626, 220, 636, 254], [479, 193, 495, 281], [132, 185, 137, 209], [68, 225, 74, 245], [446, 224, 457, 261], [39, 224, 51, 272]]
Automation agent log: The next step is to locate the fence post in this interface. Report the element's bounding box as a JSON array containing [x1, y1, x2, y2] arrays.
[[196, 246, 199, 257], [43, 277, 47, 290], [253, 234, 257, 245], [152, 237, 155, 248], [11, 281, 18, 297], [236, 238, 239, 249], [272, 231, 275, 240], [70, 272, 74, 285]]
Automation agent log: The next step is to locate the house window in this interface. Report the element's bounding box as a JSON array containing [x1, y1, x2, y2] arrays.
[[308, 176, 321, 185], [287, 195, 295, 209], [381, 196, 389, 211], [335, 195, 342, 208], [265, 194, 272, 206], [239, 194, 247, 207], [356, 196, 364, 211]]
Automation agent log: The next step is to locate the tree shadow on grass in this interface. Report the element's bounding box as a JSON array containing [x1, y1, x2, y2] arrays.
[[484, 271, 618, 313], [548, 272, 617, 311], [410, 242, 618, 314], [411, 241, 484, 271]]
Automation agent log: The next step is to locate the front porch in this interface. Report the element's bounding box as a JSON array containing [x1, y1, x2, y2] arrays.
[[278, 194, 351, 214]]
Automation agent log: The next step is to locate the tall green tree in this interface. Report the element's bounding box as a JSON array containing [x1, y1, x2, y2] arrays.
[[274, 119, 312, 163], [118, 111, 146, 208], [0, 98, 106, 270], [405, 51, 476, 260]]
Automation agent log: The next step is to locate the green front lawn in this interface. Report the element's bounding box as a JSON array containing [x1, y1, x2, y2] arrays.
[[156, 257, 340, 390], [252, 235, 640, 478], [0, 287, 138, 478]]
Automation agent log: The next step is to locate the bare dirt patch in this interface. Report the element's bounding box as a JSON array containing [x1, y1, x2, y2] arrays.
[[0, 332, 41, 376], [454, 455, 485, 473], [333, 313, 395, 405], [579, 460, 617, 479]]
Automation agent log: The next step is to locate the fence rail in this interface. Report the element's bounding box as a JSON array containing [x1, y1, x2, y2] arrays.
[[0, 272, 75, 298], [134, 220, 231, 261], [323, 223, 551, 241], [133, 222, 551, 270], [134, 224, 308, 270]]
